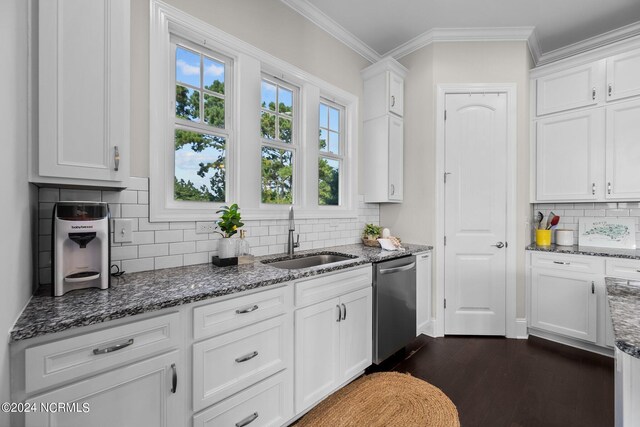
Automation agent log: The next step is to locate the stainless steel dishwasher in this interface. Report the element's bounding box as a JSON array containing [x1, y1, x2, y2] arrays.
[[372, 255, 416, 364]]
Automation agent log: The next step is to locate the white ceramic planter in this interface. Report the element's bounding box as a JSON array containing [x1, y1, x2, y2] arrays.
[[218, 238, 236, 259]]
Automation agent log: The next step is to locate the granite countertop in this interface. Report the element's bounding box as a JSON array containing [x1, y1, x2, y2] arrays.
[[526, 243, 640, 260], [605, 277, 640, 359], [11, 243, 432, 342]]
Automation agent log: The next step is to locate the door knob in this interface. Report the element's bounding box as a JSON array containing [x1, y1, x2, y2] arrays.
[[491, 242, 505, 248]]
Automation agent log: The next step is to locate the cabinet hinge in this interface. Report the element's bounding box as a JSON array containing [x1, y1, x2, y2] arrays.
[[444, 299, 447, 309]]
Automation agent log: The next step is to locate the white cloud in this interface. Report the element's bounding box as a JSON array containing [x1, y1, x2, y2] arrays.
[[204, 62, 224, 78], [176, 59, 199, 76]]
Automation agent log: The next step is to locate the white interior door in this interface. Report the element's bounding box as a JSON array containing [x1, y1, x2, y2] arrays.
[[444, 93, 507, 335]]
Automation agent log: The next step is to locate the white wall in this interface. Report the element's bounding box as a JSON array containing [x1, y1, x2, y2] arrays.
[[380, 41, 532, 318], [0, 0, 36, 423], [130, 0, 371, 181]]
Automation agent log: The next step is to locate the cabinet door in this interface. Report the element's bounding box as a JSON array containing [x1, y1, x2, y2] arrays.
[[607, 48, 640, 102], [388, 116, 404, 201], [389, 72, 404, 117], [339, 287, 372, 381], [536, 109, 605, 201], [536, 61, 603, 116], [25, 351, 182, 427], [605, 99, 640, 199], [530, 269, 597, 343], [294, 298, 341, 413], [416, 252, 432, 335], [38, 0, 129, 185]]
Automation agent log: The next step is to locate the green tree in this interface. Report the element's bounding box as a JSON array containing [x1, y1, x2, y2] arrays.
[[174, 130, 226, 202], [261, 147, 292, 204], [318, 158, 339, 205]]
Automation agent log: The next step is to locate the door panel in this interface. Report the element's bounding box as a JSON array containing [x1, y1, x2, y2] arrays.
[[606, 99, 640, 199], [339, 287, 372, 380], [536, 61, 602, 116], [444, 93, 507, 335], [607, 48, 640, 101], [536, 109, 605, 201], [388, 116, 403, 200]]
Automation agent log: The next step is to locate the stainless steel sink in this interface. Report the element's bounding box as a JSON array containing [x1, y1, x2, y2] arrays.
[[262, 253, 356, 270]]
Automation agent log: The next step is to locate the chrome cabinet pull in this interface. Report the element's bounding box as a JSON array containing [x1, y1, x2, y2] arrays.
[[114, 146, 120, 172], [391, 95, 396, 107], [421, 254, 430, 259], [608, 84, 613, 96], [341, 303, 347, 321], [592, 282, 595, 294], [390, 184, 395, 195], [336, 304, 341, 322], [171, 363, 177, 393], [592, 87, 596, 100], [608, 182, 612, 195], [93, 338, 133, 355], [235, 351, 258, 363], [236, 305, 258, 314], [491, 242, 505, 248], [236, 412, 259, 427], [592, 183, 596, 195], [553, 261, 570, 265]]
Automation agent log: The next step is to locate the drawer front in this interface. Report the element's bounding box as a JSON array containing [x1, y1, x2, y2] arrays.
[[531, 252, 604, 274], [295, 266, 372, 307], [193, 285, 291, 341], [192, 314, 292, 411], [25, 312, 180, 394], [606, 258, 640, 281], [193, 370, 293, 427]]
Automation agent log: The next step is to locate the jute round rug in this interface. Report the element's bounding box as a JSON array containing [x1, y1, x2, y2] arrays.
[[296, 372, 460, 427]]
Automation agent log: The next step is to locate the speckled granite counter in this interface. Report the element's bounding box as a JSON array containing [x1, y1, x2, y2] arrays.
[[11, 243, 431, 342], [526, 243, 640, 260], [606, 277, 640, 359]]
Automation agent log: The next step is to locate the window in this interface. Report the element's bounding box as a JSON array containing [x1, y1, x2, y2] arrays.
[[260, 76, 297, 204], [173, 44, 230, 202], [318, 100, 344, 206]]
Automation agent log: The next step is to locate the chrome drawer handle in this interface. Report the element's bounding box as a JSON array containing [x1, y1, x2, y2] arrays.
[[592, 183, 596, 195], [93, 338, 134, 355], [336, 304, 341, 322], [171, 363, 177, 393], [235, 351, 258, 363], [379, 263, 416, 274], [114, 146, 120, 172], [341, 303, 347, 321], [236, 412, 259, 427], [391, 95, 396, 107], [592, 87, 596, 100], [553, 261, 570, 265], [236, 305, 259, 314], [421, 254, 430, 259], [609, 84, 612, 96]]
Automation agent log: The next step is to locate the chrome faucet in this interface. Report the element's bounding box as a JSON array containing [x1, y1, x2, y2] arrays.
[[287, 206, 300, 256]]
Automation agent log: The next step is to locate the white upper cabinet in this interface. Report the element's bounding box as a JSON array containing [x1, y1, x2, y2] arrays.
[[605, 99, 640, 199], [35, 0, 130, 188], [606, 48, 640, 101], [362, 58, 407, 120], [536, 61, 604, 116], [535, 109, 605, 201]]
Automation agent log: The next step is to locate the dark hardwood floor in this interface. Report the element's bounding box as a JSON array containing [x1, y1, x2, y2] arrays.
[[367, 335, 614, 427]]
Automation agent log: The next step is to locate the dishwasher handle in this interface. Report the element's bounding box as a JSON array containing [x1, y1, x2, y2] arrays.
[[379, 262, 416, 274]]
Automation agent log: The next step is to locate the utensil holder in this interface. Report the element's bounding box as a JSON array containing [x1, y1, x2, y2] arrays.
[[535, 229, 552, 246]]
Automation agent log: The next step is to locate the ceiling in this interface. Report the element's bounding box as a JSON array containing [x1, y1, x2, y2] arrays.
[[283, 0, 640, 64]]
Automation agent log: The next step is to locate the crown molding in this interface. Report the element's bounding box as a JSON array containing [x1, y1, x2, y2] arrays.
[[384, 27, 536, 60], [280, 0, 381, 63], [535, 20, 640, 66], [527, 29, 542, 65]]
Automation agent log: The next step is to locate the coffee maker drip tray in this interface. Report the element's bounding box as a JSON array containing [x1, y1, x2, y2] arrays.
[[65, 271, 101, 283]]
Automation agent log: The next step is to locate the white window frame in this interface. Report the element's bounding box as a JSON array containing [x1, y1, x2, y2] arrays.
[[259, 74, 300, 207], [318, 98, 345, 207], [150, 1, 358, 221]]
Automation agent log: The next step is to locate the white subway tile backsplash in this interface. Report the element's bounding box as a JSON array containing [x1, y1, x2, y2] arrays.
[[155, 255, 183, 269], [122, 258, 154, 273], [138, 243, 169, 258], [36, 179, 379, 283]]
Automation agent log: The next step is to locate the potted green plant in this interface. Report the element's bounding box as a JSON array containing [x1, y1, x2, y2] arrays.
[[362, 223, 382, 247], [215, 204, 244, 258]]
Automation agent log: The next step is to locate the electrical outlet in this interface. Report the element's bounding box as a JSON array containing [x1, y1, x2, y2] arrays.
[[196, 221, 217, 234], [113, 219, 133, 243]]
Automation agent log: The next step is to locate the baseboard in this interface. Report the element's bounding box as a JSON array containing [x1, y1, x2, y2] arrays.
[[419, 319, 442, 337], [515, 318, 528, 339], [528, 328, 614, 358]]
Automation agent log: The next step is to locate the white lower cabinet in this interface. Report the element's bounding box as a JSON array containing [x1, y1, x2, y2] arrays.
[[615, 348, 640, 427], [295, 286, 372, 414], [25, 350, 183, 427], [530, 268, 598, 343], [193, 370, 293, 427], [416, 252, 432, 335]]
